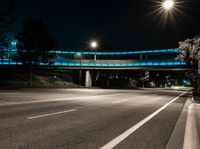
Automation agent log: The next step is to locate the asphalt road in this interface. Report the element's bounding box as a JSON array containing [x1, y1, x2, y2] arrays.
[[0, 88, 189, 149]]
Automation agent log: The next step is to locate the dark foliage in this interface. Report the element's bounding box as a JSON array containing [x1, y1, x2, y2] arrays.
[[16, 18, 58, 64], [0, 0, 17, 48], [178, 35, 200, 65], [178, 35, 200, 91]]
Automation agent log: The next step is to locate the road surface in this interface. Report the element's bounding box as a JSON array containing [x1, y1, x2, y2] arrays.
[[0, 88, 191, 149]]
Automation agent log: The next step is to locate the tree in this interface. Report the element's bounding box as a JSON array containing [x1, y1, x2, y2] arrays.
[[178, 35, 200, 65], [0, 0, 17, 48], [16, 18, 58, 87], [178, 35, 200, 91]]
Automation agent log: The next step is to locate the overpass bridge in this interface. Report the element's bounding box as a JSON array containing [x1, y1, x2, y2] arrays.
[[0, 48, 186, 69], [0, 48, 189, 87]]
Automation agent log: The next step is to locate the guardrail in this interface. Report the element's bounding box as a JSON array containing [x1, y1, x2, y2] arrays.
[[0, 48, 185, 67]]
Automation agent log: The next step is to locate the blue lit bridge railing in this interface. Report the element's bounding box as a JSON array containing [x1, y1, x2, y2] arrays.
[[0, 48, 186, 67], [0, 60, 186, 67], [7, 48, 180, 55]]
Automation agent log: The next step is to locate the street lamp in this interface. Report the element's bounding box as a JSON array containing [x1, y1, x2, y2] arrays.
[[90, 41, 98, 49], [162, 0, 174, 10], [90, 41, 98, 61], [78, 50, 82, 87]]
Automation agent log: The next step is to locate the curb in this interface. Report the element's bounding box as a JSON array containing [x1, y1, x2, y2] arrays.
[[165, 95, 200, 149], [165, 96, 189, 149], [194, 97, 200, 147]]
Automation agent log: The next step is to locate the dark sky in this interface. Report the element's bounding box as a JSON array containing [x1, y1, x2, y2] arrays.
[[16, 0, 200, 51]]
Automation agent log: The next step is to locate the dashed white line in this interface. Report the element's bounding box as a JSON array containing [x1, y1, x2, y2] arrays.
[[112, 99, 129, 104], [27, 109, 77, 120], [99, 91, 186, 149]]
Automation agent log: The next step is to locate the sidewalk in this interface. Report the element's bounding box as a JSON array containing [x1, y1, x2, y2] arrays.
[[195, 101, 200, 145], [166, 96, 200, 149]]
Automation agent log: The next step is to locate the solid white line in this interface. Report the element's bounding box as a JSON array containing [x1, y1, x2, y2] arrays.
[[27, 109, 77, 120], [55, 93, 129, 101], [0, 93, 128, 106], [99, 92, 186, 149], [183, 103, 200, 149]]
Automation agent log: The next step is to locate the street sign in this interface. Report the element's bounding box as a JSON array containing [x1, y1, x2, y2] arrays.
[[140, 75, 150, 81], [140, 71, 150, 81]]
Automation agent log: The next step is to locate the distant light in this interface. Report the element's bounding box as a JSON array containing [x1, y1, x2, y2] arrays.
[[90, 41, 98, 49], [182, 80, 187, 84], [11, 41, 17, 45], [76, 52, 81, 56], [167, 81, 172, 86], [162, 0, 174, 10]]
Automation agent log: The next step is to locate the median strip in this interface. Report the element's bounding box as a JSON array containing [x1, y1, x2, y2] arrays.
[[27, 109, 77, 120], [99, 91, 187, 149]]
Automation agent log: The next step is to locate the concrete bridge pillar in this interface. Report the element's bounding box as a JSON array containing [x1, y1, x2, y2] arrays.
[[94, 54, 97, 61], [85, 70, 92, 88]]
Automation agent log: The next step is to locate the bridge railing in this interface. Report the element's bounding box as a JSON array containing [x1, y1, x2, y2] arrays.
[[0, 48, 186, 67], [53, 59, 186, 67]]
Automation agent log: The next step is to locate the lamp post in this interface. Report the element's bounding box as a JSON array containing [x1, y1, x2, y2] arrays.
[[79, 50, 82, 87], [90, 41, 98, 61]]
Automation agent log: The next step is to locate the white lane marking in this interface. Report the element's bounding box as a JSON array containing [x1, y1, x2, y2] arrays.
[[111, 96, 139, 104], [183, 103, 200, 149], [191, 96, 195, 102], [27, 109, 77, 120], [112, 99, 129, 104], [111, 96, 143, 104], [0, 93, 128, 106], [54, 93, 129, 101], [0, 93, 20, 95], [99, 92, 186, 149]]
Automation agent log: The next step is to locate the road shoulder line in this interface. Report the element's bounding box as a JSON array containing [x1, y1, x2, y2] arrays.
[[165, 96, 189, 149], [99, 92, 186, 149]]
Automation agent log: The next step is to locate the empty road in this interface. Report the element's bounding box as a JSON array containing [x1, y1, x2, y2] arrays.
[[0, 88, 190, 149]]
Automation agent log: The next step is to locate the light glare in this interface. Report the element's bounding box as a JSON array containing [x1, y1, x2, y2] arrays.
[[163, 0, 174, 10], [90, 41, 98, 48]]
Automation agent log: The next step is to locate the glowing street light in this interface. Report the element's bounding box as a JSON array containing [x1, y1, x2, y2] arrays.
[[90, 41, 98, 61], [162, 0, 174, 10], [90, 41, 98, 49]]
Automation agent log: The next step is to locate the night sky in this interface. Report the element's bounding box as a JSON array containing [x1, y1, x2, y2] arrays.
[[16, 0, 200, 51]]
